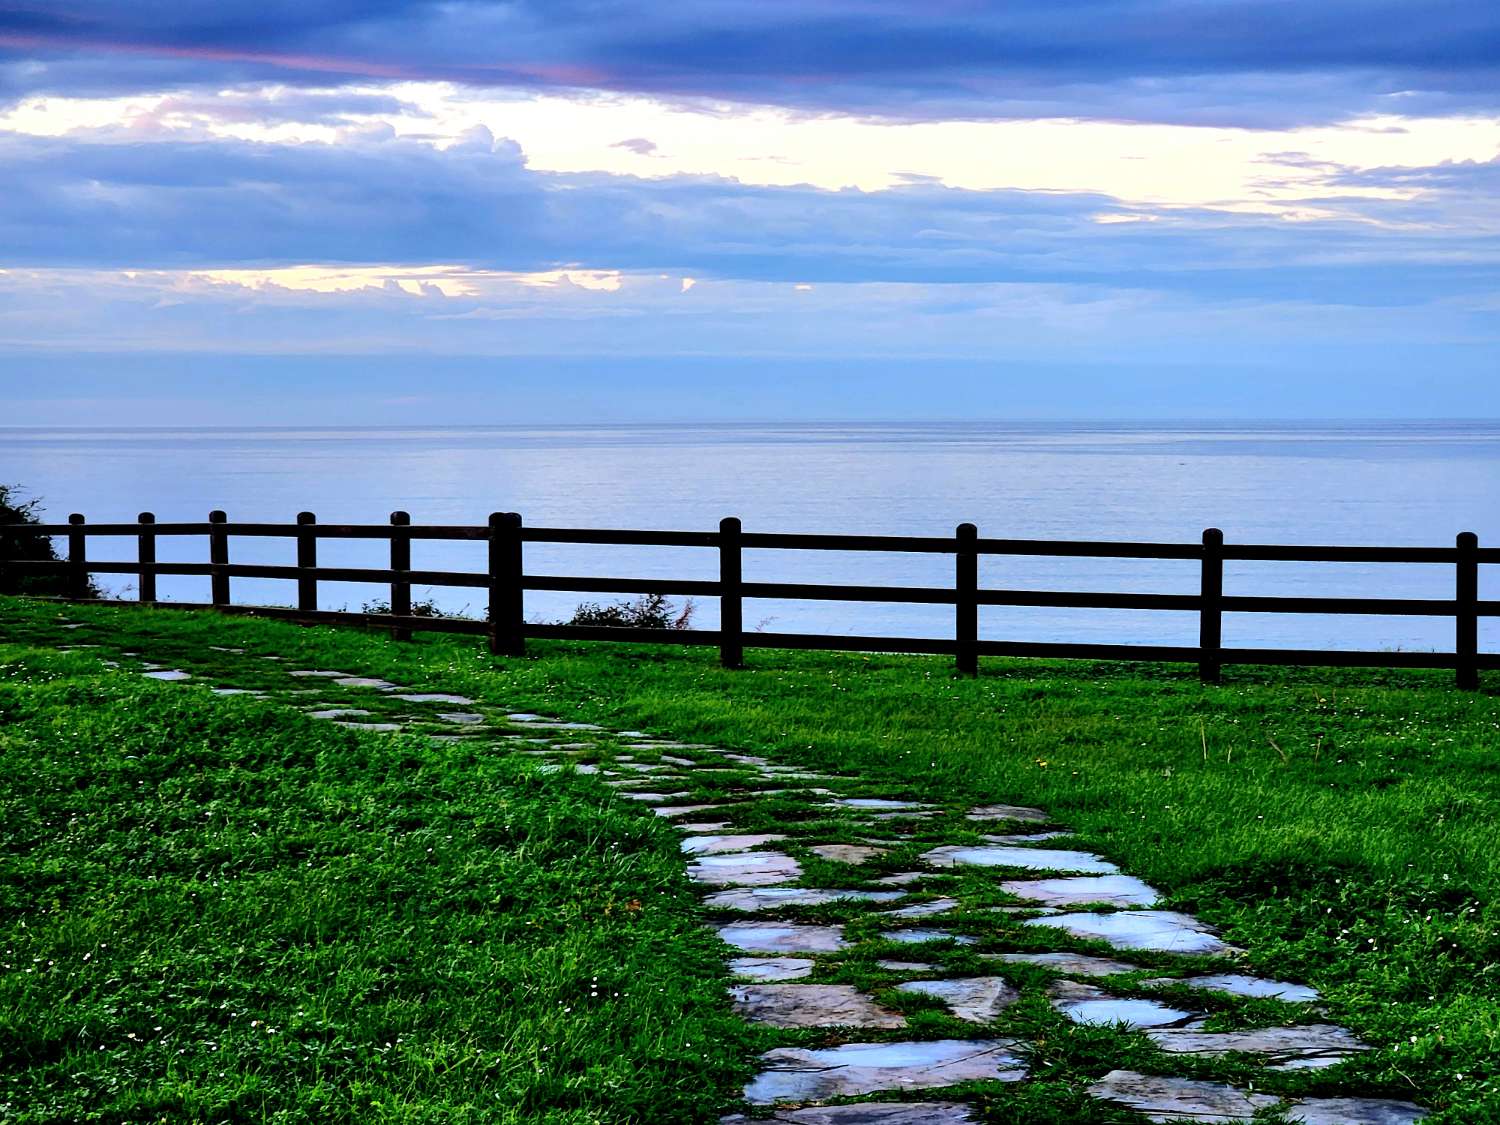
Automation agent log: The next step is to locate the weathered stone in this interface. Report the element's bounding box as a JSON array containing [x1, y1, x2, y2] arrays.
[[921, 845, 1120, 874], [620, 790, 692, 802], [1049, 980, 1197, 1028], [1000, 874, 1161, 908], [869, 810, 938, 821], [885, 928, 977, 946], [1146, 1024, 1368, 1070], [436, 712, 485, 724], [1087, 1070, 1278, 1122], [809, 844, 889, 864], [717, 922, 847, 954], [1164, 973, 1319, 1003], [743, 1039, 1025, 1104], [142, 669, 191, 681], [981, 831, 1070, 844], [333, 721, 403, 732], [289, 669, 353, 677], [883, 897, 960, 919], [966, 804, 1049, 823], [731, 983, 907, 1028], [703, 887, 905, 911], [392, 692, 473, 704], [680, 833, 788, 856], [832, 798, 933, 811], [875, 872, 927, 886], [678, 821, 734, 833], [982, 952, 1141, 978], [653, 804, 728, 818], [1024, 910, 1233, 955], [728, 956, 814, 982], [688, 852, 802, 886], [1284, 1097, 1429, 1124], [877, 960, 935, 971], [896, 976, 1019, 1022], [721, 1102, 976, 1124], [307, 708, 371, 720], [332, 676, 400, 690]]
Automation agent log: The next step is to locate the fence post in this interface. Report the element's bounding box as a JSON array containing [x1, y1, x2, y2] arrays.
[[488, 512, 524, 657], [137, 512, 156, 603], [209, 510, 230, 607], [720, 517, 743, 669], [956, 522, 978, 675], [296, 511, 317, 613], [390, 510, 412, 641], [1457, 531, 1479, 690], [1199, 527, 1224, 684], [67, 513, 88, 599]]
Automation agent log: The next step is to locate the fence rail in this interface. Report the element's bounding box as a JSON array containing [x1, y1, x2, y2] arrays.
[[3, 511, 1495, 687]]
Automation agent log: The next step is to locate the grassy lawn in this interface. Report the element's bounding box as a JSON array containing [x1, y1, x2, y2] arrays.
[[3, 594, 1499, 1121]]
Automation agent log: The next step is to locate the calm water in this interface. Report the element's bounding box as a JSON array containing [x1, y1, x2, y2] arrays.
[[6, 421, 1500, 653]]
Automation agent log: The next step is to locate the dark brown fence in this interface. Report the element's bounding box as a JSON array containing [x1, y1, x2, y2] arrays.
[[4, 511, 1497, 688]]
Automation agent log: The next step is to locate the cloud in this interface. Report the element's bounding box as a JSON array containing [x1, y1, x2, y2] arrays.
[[612, 136, 657, 156], [4, 2, 1500, 126]]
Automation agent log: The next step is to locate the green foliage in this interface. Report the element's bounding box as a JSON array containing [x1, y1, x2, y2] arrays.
[[0, 485, 100, 598], [567, 592, 694, 630]]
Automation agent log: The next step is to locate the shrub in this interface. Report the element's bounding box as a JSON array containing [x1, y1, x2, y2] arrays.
[[568, 592, 694, 630], [0, 485, 101, 598], [361, 596, 447, 618]]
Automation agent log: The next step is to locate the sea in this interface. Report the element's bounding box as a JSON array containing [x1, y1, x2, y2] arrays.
[[5, 421, 1500, 653]]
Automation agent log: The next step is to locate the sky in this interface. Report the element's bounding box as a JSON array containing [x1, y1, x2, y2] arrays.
[[2, 1, 1498, 424]]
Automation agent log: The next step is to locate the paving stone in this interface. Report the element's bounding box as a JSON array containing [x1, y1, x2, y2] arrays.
[[1087, 1069, 1278, 1122], [877, 960, 936, 972], [743, 1039, 1025, 1103], [436, 712, 486, 724], [392, 692, 473, 704], [333, 721, 403, 732], [966, 804, 1049, 823], [875, 872, 927, 886], [984, 905, 1061, 916], [896, 976, 1020, 1022], [703, 887, 905, 911], [981, 831, 1070, 844], [1284, 1097, 1429, 1124], [681, 833, 789, 856], [332, 677, 400, 690], [921, 845, 1120, 874], [1146, 1024, 1368, 1070], [831, 798, 933, 811], [653, 804, 728, 818], [1024, 910, 1234, 955], [1049, 980, 1198, 1028], [659, 755, 698, 766], [211, 687, 261, 695], [885, 928, 978, 946], [1159, 973, 1319, 1003], [728, 956, 815, 982], [689, 852, 803, 886], [731, 983, 907, 1028], [869, 810, 938, 821], [620, 791, 692, 802], [614, 760, 673, 772], [1000, 874, 1161, 908], [809, 844, 889, 864], [289, 669, 353, 678], [722, 1103, 976, 1124], [883, 897, 960, 919], [678, 821, 734, 833], [717, 922, 847, 954], [982, 952, 1141, 977], [308, 708, 371, 720], [142, 669, 191, 681]]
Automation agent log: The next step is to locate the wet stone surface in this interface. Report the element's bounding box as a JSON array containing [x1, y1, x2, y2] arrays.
[[884, 929, 978, 946], [1000, 874, 1160, 908], [142, 669, 191, 681], [689, 852, 803, 886], [895, 977, 1020, 1023], [1146, 1024, 1368, 1069], [1049, 981, 1198, 1029], [983, 951, 1142, 977], [743, 1039, 1026, 1104], [1161, 972, 1319, 1003], [728, 956, 814, 982], [703, 887, 905, 912], [680, 833, 789, 856], [731, 984, 907, 1029], [1024, 910, 1234, 955], [882, 897, 960, 919], [1087, 1069, 1278, 1122], [921, 845, 1121, 875], [717, 922, 848, 954], [1284, 1097, 1429, 1124], [808, 844, 889, 864], [722, 1103, 976, 1124], [965, 804, 1049, 823]]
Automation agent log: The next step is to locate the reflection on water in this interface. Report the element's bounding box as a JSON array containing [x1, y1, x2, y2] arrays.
[[5, 421, 1500, 652]]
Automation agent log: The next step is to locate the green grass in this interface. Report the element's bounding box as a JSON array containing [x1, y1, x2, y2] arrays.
[[0, 639, 752, 1124], [3, 595, 1500, 1121]]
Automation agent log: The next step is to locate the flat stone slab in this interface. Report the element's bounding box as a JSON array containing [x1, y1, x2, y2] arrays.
[[1146, 1024, 1368, 1070], [982, 831, 1070, 844], [731, 983, 907, 1028], [1285, 1097, 1429, 1124], [875, 872, 927, 886], [689, 852, 802, 886], [621, 791, 692, 802], [1050, 981, 1197, 1029], [142, 669, 191, 681], [896, 976, 1019, 1022], [681, 833, 788, 856], [289, 669, 354, 677], [717, 922, 847, 954], [307, 708, 371, 720], [744, 1039, 1025, 1104], [728, 956, 814, 982], [678, 821, 734, 833], [966, 804, 1049, 823], [1024, 910, 1233, 955], [983, 951, 1141, 977], [333, 721, 403, 732], [1087, 1070, 1277, 1122], [885, 928, 977, 946], [723, 1103, 976, 1124], [877, 960, 935, 972], [723, 1102, 976, 1124], [652, 804, 726, 818], [436, 712, 485, 724], [332, 677, 400, 690], [392, 692, 473, 704], [703, 887, 905, 911], [1162, 973, 1319, 1003], [809, 844, 889, 864], [831, 798, 933, 811], [922, 845, 1120, 874], [883, 897, 960, 919], [1001, 874, 1161, 909]]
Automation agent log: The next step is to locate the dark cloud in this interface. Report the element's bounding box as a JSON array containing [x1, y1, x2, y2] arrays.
[[0, 129, 1495, 309], [3, 1, 1499, 126]]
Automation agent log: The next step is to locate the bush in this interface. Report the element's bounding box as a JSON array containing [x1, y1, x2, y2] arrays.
[[361, 596, 447, 618], [568, 592, 694, 630], [0, 485, 101, 598]]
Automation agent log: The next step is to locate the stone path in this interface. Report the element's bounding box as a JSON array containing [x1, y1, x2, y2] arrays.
[[96, 641, 1430, 1124]]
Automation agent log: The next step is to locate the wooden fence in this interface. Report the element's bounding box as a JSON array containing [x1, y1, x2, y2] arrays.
[[3, 511, 1495, 687]]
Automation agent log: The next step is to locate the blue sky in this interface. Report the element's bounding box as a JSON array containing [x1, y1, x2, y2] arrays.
[[2, 1, 1498, 423]]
